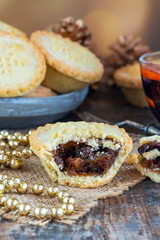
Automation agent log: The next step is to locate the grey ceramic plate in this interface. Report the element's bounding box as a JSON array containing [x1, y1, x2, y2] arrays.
[[0, 86, 89, 129]]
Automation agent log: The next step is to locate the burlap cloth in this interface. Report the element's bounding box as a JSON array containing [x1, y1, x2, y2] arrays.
[[0, 133, 145, 226]]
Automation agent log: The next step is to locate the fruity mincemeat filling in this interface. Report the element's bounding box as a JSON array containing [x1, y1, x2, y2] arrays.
[[138, 142, 160, 171], [52, 141, 119, 176]]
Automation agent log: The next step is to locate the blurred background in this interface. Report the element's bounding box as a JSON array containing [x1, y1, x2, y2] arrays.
[[0, 0, 160, 56]]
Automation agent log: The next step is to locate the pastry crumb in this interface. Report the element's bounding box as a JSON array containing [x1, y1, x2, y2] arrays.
[[126, 153, 138, 165]]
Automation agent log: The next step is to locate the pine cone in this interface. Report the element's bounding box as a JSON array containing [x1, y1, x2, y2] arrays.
[[105, 35, 150, 81], [53, 16, 92, 48]]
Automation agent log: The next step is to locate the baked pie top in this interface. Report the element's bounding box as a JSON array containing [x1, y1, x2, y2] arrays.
[[114, 62, 142, 88], [0, 32, 46, 97], [30, 31, 104, 83], [0, 20, 26, 37], [29, 122, 132, 188], [39, 121, 131, 151]]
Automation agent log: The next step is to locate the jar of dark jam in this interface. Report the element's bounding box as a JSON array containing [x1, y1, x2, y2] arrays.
[[139, 52, 160, 121]]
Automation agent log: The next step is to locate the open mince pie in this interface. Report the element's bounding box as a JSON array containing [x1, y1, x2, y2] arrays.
[[29, 122, 132, 188], [137, 135, 160, 183]]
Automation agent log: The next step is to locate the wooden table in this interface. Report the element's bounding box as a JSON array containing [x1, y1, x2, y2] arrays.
[[0, 82, 160, 240]]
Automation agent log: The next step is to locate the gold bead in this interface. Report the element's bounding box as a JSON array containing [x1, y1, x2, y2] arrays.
[[62, 196, 69, 204], [1, 130, 9, 139], [0, 141, 6, 149], [57, 190, 69, 201], [8, 140, 19, 150], [62, 196, 76, 205], [14, 132, 21, 138], [68, 197, 75, 205], [0, 154, 9, 165], [0, 150, 5, 154], [10, 158, 23, 169], [17, 182, 28, 193], [34, 206, 48, 219], [51, 207, 64, 219], [0, 195, 6, 206], [5, 150, 12, 157], [16, 135, 22, 142], [12, 176, 21, 188], [62, 204, 74, 215], [6, 198, 19, 210], [3, 178, 14, 192], [0, 134, 3, 140], [32, 183, 44, 195], [0, 173, 8, 181], [22, 149, 32, 158], [4, 158, 11, 168], [28, 130, 33, 136], [18, 203, 31, 216], [7, 134, 16, 141], [17, 135, 28, 146], [0, 183, 5, 195], [25, 133, 29, 138], [47, 186, 59, 197], [11, 150, 22, 158]]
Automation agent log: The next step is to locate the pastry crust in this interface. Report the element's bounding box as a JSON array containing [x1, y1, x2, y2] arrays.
[[23, 85, 57, 98], [114, 62, 142, 88], [126, 153, 138, 165], [137, 160, 160, 183], [0, 20, 26, 37], [0, 32, 46, 97], [29, 122, 132, 188], [42, 65, 87, 93], [30, 31, 104, 83], [137, 135, 160, 183]]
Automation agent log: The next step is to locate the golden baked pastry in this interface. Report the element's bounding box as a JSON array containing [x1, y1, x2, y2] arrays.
[[30, 31, 104, 93], [23, 85, 57, 98], [137, 135, 160, 183], [0, 32, 46, 97], [29, 122, 132, 188], [43, 65, 87, 93], [126, 153, 138, 165], [114, 62, 148, 107], [0, 20, 26, 37]]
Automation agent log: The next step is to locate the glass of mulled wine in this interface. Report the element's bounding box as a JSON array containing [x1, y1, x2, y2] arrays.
[[140, 52, 160, 121]]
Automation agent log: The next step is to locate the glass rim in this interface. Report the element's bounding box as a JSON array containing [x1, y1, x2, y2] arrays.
[[139, 51, 160, 66]]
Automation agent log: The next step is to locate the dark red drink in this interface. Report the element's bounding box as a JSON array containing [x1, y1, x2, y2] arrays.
[[140, 52, 160, 122]]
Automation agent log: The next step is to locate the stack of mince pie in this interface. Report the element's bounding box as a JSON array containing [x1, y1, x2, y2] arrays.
[[0, 20, 104, 98]]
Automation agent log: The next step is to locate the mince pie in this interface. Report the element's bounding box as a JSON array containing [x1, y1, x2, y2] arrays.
[[0, 20, 26, 37], [30, 31, 104, 93], [137, 135, 160, 183], [114, 62, 148, 107], [29, 122, 132, 188], [0, 32, 46, 97]]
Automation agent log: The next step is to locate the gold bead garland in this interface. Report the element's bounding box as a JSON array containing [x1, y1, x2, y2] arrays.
[[0, 129, 76, 219], [0, 130, 33, 170], [0, 174, 75, 220]]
